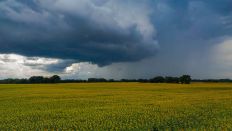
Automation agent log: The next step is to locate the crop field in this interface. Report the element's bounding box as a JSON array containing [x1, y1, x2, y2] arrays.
[[0, 83, 231, 130]]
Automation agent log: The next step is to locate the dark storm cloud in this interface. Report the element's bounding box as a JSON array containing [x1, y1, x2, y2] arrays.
[[0, 0, 232, 76], [42, 60, 75, 72], [151, 0, 232, 39], [0, 0, 157, 66]]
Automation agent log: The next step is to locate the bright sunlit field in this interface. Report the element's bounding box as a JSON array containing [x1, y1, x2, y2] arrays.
[[0, 83, 231, 130]]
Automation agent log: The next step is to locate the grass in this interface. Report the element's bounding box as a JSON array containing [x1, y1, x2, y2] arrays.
[[0, 83, 231, 130]]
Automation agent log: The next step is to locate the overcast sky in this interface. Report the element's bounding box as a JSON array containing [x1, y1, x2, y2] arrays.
[[0, 0, 232, 79]]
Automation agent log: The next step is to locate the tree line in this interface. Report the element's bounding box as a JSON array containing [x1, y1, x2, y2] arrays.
[[0, 75, 61, 84], [0, 75, 192, 84], [192, 79, 232, 83]]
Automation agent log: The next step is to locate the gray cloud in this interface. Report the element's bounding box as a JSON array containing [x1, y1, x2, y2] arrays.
[[0, 0, 157, 66], [0, 0, 232, 79]]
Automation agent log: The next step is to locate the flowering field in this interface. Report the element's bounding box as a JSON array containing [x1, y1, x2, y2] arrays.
[[0, 83, 231, 130]]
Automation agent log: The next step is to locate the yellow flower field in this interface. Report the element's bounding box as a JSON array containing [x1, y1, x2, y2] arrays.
[[0, 83, 231, 130]]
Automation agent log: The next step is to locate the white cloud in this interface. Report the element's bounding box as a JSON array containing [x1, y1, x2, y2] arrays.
[[0, 54, 61, 79], [212, 38, 232, 67], [208, 38, 232, 78], [64, 62, 99, 79]]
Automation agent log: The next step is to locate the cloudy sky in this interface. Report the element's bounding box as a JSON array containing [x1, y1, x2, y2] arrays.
[[0, 0, 232, 79]]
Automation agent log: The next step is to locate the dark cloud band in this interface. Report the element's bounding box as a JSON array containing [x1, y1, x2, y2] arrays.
[[0, 0, 157, 65]]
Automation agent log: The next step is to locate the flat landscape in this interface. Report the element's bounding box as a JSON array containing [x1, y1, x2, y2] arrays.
[[0, 83, 231, 130]]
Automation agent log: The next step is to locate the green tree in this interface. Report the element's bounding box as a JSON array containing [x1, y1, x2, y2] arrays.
[[150, 76, 165, 83], [179, 75, 191, 84], [29, 76, 44, 83], [49, 75, 61, 83], [165, 76, 179, 83]]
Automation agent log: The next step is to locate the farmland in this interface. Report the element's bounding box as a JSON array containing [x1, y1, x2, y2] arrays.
[[0, 83, 231, 130]]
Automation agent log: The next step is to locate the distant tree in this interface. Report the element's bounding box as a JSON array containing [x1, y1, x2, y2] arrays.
[[150, 76, 165, 83], [108, 79, 115, 82], [0, 78, 29, 84], [179, 75, 191, 84], [98, 78, 107, 82], [88, 78, 96, 82], [120, 79, 127, 82], [165, 76, 179, 83], [138, 79, 149, 83], [49, 75, 61, 83], [43, 77, 50, 83], [29, 76, 44, 83], [88, 78, 107, 82]]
